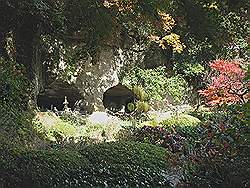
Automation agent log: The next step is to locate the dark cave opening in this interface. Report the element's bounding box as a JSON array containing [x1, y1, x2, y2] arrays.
[[103, 84, 136, 113]]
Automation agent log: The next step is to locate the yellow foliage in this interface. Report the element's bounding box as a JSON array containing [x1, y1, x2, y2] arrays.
[[103, 0, 136, 12], [158, 11, 176, 32], [148, 11, 185, 53], [148, 33, 185, 53], [162, 33, 185, 53]]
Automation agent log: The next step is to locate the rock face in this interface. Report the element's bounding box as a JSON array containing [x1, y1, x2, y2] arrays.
[[74, 42, 148, 113], [37, 46, 132, 113], [76, 47, 122, 113], [38, 37, 170, 114]]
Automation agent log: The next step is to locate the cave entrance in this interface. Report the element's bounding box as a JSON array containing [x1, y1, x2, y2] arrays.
[[103, 84, 136, 113], [37, 95, 77, 111], [37, 81, 83, 111]]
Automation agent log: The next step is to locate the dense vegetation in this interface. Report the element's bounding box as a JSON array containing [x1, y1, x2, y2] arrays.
[[0, 141, 171, 187], [0, 0, 249, 187]]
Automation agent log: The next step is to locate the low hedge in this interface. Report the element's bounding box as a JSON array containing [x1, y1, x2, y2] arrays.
[[0, 141, 171, 187]]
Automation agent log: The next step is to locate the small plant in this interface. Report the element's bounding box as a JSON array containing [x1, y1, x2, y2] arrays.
[[132, 85, 149, 101]]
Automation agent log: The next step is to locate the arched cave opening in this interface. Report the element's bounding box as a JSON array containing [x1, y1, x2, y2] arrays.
[[37, 95, 78, 111], [37, 81, 83, 111], [103, 84, 137, 113]]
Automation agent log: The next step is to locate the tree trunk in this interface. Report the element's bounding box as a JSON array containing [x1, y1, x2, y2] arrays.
[[0, 31, 9, 60], [15, 16, 43, 107]]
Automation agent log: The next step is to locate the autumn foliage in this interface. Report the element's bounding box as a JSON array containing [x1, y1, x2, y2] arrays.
[[199, 60, 249, 105]]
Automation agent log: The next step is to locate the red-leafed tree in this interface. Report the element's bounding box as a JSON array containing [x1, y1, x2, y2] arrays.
[[199, 60, 249, 105]]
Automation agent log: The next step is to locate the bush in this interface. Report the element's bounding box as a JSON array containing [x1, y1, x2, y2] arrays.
[[48, 121, 77, 142], [0, 58, 29, 113], [122, 66, 189, 103], [0, 147, 89, 188], [134, 126, 186, 153], [0, 141, 172, 187], [122, 66, 168, 101], [79, 141, 171, 187], [34, 111, 127, 144], [161, 114, 201, 137], [183, 104, 250, 187], [199, 59, 249, 105], [165, 75, 189, 104], [161, 114, 201, 128], [133, 104, 249, 187]]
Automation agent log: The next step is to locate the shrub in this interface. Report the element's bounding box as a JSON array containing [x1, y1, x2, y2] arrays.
[[130, 86, 150, 115], [0, 147, 90, 188], [199, 59, 249, 105], [133, 114, 201, 153], [122, 66, 168, 101], [0, 58, 29, 112], [79, 141, 171, 187], [161, 114, 201, 128], [123, 66, 189, 104], [183, 104, 250, 187], [0, 141, 172, 187], [165, 75, 189, 104], [135, 125, 189, 153], [35, 111, 129, 144], [48, 121, 77, 142]]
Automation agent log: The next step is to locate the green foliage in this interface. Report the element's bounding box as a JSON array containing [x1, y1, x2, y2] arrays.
[[0, 141, 171, 187], [123, 66, 167, 101], [130, 86, 150, 114], [123, 66, 189, 103], [0, 58, 29, 112], [48, 121, 77, 142], [134, 114, 201, 152], [0, 59, 42, 147], [136, 101, 150, 113], [0, 0, 65, 32], [79, 141, 171, 187], [35, 112, 130, 144], [127, 102, 136, 112], [161, 114, 201, 128], [132, 104, 249, 187], [132, 85, 149, 101], [165, 75, 189, 103], [0, 147, 89, 188], [184, 104, 250, 187]]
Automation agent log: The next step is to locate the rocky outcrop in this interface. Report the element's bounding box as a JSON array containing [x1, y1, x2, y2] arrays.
[[75, 47, 121, 113], [38, 35, 170, 114]]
